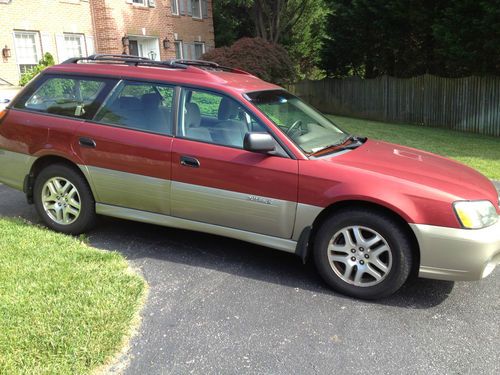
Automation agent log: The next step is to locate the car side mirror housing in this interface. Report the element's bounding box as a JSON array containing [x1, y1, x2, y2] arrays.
[[244, 132, 275, 153]]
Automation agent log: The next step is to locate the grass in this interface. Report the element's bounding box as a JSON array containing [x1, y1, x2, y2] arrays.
[[0, 217, 146, 375], [328, 115, 500, 180]]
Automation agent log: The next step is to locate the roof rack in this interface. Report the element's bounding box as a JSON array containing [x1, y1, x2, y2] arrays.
[[62, 54, 189, 69], [167, 59, 252, 75], [61, 54, 252, 75]]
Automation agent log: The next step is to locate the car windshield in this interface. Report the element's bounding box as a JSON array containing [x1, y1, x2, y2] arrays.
[[246, 90, 348, 154]]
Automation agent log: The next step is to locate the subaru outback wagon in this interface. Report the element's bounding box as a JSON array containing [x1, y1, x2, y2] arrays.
[[0, 55, 499, 299]]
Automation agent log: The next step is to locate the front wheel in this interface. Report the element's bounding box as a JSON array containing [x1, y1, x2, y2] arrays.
[[313, 208, 413, 299], [34, 164, 96, 235]]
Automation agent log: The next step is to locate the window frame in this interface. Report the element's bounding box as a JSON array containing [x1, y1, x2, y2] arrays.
[[13, 30, 41, 75], [193, 42, 205, 59], [174, 40, 183, 59], [132, 0, 147, 6], [63, 33, 86, 60], [171, 0, 179, 15], [192, 0, 202, 19]]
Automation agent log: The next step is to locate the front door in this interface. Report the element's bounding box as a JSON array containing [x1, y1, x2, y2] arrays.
[[170, 88, 298, 239], [74, 80, 176, 214], [129, 40, 139, 56]]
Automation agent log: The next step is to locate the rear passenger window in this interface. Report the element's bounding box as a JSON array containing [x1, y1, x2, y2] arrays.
[[16, 76, 112, 119], [94, 81, 174, 135]]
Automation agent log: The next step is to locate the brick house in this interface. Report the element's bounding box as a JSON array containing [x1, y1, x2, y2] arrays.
[[0, 0, 214, 85]]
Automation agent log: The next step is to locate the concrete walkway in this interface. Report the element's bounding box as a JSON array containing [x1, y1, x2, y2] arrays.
[[494, 180, 500, 193], [0, 86, 20, 110]]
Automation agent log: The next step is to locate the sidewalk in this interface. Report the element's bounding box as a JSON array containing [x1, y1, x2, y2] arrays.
[[493, 180, 500, 193], [0, 86, 21, 110]]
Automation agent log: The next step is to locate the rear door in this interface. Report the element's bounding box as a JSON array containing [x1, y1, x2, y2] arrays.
[[170, 88, 299, 239], [74, 80, 175, 215]]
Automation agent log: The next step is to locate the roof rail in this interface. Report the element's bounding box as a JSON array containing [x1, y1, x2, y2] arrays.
[[62, 54, 188, 69], [166, 59, 252, 75], [61, 55, 252, 76]]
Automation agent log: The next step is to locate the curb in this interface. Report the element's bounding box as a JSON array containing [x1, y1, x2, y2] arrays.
[[493, 180, 500, 193]]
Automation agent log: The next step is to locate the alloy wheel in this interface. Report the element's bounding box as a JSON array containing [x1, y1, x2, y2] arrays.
[[327, 225, 393, 287]]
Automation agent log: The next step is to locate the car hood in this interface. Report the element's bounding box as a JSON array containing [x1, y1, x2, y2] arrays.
[[328, 139, 499, 204]]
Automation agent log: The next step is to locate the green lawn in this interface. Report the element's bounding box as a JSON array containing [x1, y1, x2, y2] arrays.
[[0, 217, 146, 375], [328, 115, 500, 180]]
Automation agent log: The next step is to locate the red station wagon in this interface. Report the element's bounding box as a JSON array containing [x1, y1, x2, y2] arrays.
[[0, 55, 499, 299]]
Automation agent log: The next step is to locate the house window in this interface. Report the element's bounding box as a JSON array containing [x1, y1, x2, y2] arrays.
[[171, 0, 179, 15], [174, 41, 183, 59], [193, 42, 205, 59], [132, 0, 146, 5], [64, 34, 84, 59], [14, 31, 40, 74], [192, 0, 202, 19]]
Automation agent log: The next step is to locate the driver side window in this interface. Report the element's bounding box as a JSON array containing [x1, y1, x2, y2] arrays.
[[178, 89, 266, 148]]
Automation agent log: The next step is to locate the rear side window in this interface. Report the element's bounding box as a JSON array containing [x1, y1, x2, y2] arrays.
[[14, 75, 115, 120], [94, 81, 175, 135]]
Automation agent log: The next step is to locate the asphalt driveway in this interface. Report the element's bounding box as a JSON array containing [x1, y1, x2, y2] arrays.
[[0, 184, 499, 374]]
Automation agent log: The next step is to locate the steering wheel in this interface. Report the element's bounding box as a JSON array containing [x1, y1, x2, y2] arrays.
[[286, 120, 303, 135]]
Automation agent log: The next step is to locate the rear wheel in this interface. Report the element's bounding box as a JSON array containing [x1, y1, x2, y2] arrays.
[[314, 208, 413, 299], [34, 164, 96, 235]]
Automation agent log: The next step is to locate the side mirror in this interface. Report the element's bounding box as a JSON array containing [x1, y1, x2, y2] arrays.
[[244, 132, 275, 153]]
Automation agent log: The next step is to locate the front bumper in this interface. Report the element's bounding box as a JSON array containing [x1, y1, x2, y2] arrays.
[[410, 221, 500, 281]]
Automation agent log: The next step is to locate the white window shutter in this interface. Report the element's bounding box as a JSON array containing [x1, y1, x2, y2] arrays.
[[85, 36, 95, 56], [41, 32, 54, 58], [148, 0, 156, 7], [55, 34, 66, 63]]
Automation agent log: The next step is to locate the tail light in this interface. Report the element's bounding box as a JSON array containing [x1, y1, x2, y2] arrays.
[[0, 109, 7, 124]]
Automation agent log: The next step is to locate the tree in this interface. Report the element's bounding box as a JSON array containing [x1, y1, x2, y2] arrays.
[[433, 0, 500, 77], [213, 0, 254, 47], [212, 0, 329, 79], [202, 37, 296, 85], [282, 0, 330, 79], [321, 0, 500, 78], [213, 0, 319, 44]]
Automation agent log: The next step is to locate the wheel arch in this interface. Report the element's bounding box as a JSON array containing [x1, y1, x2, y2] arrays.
[[298, 200, 420, 275], [24, 155, 94, 203]]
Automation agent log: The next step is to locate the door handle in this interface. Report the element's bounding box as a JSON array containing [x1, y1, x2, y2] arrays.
[[79, 137, 96, 148], [180, 156, 200, 168]]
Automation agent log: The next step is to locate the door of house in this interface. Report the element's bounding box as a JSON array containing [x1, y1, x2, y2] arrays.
[[129, 40, 139, 56]]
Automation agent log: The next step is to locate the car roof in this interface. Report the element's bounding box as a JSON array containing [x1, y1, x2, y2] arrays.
[[44, 60, 282, 96]]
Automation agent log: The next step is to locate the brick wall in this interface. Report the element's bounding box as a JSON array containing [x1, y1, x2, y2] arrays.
[[172, 0, 215, 58], [91, 0, 214, 61], [91, 0, 176, 60], [0, 0, 215, 86], [0, 0, 94, 85]]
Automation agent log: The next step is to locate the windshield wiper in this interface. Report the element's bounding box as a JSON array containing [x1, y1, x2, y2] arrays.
[[311, 135, 366, 155]]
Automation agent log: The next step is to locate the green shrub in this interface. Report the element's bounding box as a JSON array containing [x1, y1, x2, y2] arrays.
[[19, 53, 55, 86]]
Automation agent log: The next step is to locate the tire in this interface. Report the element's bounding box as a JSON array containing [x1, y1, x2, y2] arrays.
[[313, 208, 413, 299], [33, 164, 96, 235]]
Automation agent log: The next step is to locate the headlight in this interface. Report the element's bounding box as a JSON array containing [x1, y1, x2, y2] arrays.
[[453, 200, 498, 229]]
